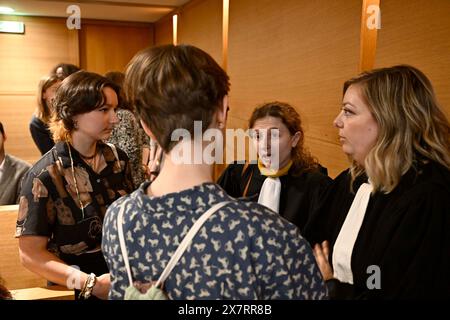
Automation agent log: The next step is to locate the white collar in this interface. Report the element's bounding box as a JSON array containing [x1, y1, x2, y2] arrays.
[[257, 177, 281, 213], [332, 182, 373, 284]]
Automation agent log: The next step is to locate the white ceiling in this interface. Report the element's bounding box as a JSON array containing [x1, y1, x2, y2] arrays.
[[0, 0, 191, 22]]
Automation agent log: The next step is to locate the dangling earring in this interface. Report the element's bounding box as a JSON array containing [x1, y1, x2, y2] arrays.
[[73, 121, 78, 129]]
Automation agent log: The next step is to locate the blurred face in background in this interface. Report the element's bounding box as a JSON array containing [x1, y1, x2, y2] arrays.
[[56, 67, 64, 78], [43, 80, 62, 111]]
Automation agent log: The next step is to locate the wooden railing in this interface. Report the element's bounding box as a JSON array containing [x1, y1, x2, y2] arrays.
[[0, 205, 74, 300]]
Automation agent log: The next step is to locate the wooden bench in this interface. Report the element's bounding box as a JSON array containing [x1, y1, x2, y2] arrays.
[[0, 205, 74, 300], [10, 285, 74, 300]]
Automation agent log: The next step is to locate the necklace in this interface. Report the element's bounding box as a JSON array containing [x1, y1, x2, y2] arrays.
[[79, 148, 97, 160], [79, 146, 99, 169], [83, 153, 98, 170], [66, 141, 86, 219]]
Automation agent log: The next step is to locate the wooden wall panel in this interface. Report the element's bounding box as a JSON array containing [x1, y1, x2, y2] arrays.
[[0, 16, 79, 93], [154, 15, 173, 46], [0, 16, 78, 164], [178, 0, 222, 65], [80, 21, 154, 74], [0, 17, 154, 164], [375, 0, 450, 120], [228, 0, 362, 177], [0, 95, 40, 163], [359, 0, 380, 71]]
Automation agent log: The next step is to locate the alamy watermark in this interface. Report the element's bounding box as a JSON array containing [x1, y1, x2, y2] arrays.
[[366, 265, 381, 290], [169, 121, 281, 169], [366, 4, 381, 30], [66, 5, 81, 30]]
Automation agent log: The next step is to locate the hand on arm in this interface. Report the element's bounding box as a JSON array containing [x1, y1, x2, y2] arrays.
[[313, 240, 334, 281]]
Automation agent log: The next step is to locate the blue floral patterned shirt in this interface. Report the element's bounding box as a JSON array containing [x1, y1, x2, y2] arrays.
[[102, 182, 327, 300]]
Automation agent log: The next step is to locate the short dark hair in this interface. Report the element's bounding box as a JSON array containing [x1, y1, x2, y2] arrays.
[[0, 121, 4, 136], [50, 71, 119, 141], [50, 63, 81, 79], [125, 44, 230, 153]]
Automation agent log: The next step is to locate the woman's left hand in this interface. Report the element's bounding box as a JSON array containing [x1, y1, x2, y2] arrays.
[[313, 240, 334, 281]]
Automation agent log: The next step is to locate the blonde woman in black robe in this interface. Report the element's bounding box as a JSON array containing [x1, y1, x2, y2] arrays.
[[305, 65, 450, 299]]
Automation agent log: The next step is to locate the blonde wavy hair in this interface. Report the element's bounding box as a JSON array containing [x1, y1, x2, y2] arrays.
[[345, 65, 450, 193]]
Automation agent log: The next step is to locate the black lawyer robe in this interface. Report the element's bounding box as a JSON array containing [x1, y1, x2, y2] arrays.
[[303, 160, 450, 299], [217, 162, 332, 234]]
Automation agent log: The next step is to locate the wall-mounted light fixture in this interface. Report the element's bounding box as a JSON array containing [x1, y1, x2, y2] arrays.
[[0, 6, 14, 14], [172, 14, 178, 46], [0, 20, 24, 34], [222, 0, 229, 71]]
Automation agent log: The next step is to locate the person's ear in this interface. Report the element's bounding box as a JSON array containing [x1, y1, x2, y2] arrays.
[[216, 95, 229, 129], [140, 119, 158, 142], [291, 131, 301, 147]]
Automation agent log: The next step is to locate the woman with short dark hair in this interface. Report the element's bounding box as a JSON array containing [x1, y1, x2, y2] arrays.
[[17, 71, 134, 300]]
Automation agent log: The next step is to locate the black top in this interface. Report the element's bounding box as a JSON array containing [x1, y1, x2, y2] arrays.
[[217, 162, 332, 233], [304, 160, 450, 299], [15, 141, 134, 273], [29, 115, 54, 155]]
